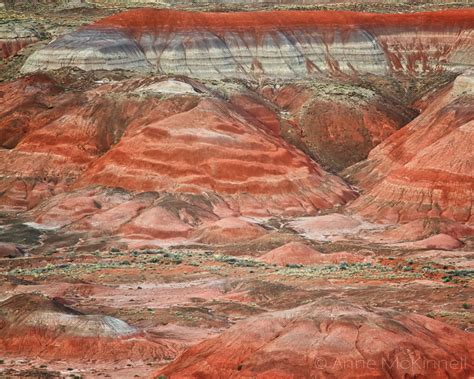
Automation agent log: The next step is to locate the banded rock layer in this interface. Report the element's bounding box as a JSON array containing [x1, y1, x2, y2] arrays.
[[0, 74, 355, 221], [88, 0, 422, 5], [347, 70, 474, 224], [0, 243, 26, 258], [77, 96, 355, 214], [157, 300, 474, 378], [22, 9, 474, 78]]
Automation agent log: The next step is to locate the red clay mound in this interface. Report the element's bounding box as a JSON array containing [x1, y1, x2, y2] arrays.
[[156, 300, 474, 378], [193, 217, 267, 245], [26, 187, 224, 247], [0, 293, 181, 362], [0, 75, 355, 219], [0, 243, 26, 258], [0, 75, 197, 211], [79, 97, 354, 216], [258, 242, 369, 265], [259, 242, 322, 265], [405, 234, 464, 251], [372, 218, 474, 243], [347, 70, 474, 224], [120, 206, 195, 241]]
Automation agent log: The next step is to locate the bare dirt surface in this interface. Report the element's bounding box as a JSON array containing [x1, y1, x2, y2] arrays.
[[0, 216, 472, 377]]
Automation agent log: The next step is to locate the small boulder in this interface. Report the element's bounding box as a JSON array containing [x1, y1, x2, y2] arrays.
[[0, 242, 27, 258]]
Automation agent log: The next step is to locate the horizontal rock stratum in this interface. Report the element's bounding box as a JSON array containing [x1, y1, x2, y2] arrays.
[[22, 9, 474, 78]]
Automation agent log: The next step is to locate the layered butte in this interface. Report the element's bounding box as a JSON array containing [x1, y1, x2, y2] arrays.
[[0, 74, 355, 225], [22, 9, 474, 78]]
